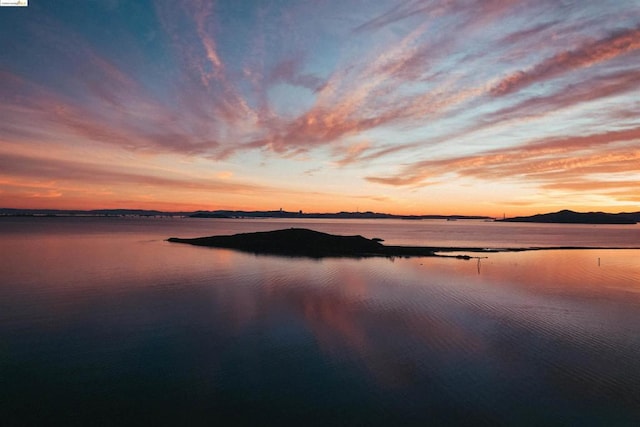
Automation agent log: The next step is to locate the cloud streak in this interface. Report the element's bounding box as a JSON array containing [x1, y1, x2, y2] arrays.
[[491, 26, 640, 96], [0, 152, 263, 194], [366, 127, 640, 194]]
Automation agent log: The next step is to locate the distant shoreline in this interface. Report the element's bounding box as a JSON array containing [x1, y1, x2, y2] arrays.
[[1, 208, 638, 224], [0, 208, 489, 221]]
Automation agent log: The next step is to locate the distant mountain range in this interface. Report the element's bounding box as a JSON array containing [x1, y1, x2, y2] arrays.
[[0, 208, 488, 220], [498, 209, 640, 224], [1, 208, 638, 224]]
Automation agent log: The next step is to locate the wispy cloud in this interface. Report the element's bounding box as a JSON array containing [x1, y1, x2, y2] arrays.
[[353, 0, 443, 33], [332, 141, 372, 167], [268, 56, 325, 92], [485, 68, 640, 123], [491, 26, 640, 96], [0, 151, 263, 193], [366, 127, 640, 192]]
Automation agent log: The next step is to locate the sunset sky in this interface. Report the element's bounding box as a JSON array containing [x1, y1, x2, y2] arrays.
[[1, 0, 639, 216]]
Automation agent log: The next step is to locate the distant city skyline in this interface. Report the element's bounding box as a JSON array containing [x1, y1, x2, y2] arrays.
[[1, 1, 639, 216]]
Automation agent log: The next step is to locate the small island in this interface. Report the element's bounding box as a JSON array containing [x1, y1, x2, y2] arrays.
[[168, 228, 493, 259]]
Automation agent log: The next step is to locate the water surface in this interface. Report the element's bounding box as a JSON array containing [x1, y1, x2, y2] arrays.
[[1, 217, 639, 425]]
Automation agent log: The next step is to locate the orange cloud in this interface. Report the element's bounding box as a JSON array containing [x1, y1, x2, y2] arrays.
[[0, 151, 266, 194], [333, 141, 372, 166], [367, 127, 640, 187]]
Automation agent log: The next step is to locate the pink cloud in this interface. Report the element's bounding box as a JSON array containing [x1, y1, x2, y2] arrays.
[[268, 56, 325, 91], [332, 141, 372, 166], [486, 69, 640, 122], [492, 26, 640, 96], [0, 71, 221, 156], [366, 127, 640, 187], [0, 151, 268, 194], [353, 0, 442, 33], [499, 20, 560, 46], [155, 0, 258, 131]]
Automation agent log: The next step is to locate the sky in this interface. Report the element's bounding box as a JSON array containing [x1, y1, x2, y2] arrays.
[[1, 0, 639, 216]]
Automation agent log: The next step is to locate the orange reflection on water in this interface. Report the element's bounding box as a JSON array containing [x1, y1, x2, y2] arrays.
[[263, 260, 489, 389]]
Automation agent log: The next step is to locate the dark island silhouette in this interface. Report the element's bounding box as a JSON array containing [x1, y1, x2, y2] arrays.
[[167, 228, 493, 259], [499, 209, 638, 224], [168, 228, 640, 258]]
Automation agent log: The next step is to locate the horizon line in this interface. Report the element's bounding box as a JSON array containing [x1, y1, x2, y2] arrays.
[[1, 206, 638, 218]]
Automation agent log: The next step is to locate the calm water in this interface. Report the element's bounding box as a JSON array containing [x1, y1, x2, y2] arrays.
[[1, 217, 640, 426]]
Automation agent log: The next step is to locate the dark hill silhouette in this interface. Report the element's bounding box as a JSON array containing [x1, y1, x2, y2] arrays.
[[499, 209, 638, 224]]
